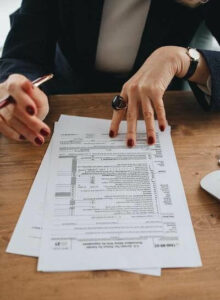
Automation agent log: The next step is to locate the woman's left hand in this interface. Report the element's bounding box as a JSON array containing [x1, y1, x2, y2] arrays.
[[109, 46, 191, 147]]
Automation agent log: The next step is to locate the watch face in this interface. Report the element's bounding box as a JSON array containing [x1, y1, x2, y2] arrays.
[[188, 48, 200, 61]]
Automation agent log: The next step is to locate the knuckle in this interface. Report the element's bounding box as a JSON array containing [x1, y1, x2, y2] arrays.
[[126, 110, 136, 122], [143, 110, 153, 120], [7, 116, 15, 125], [3, 106, 14, 122], [7, 81, 17, 93], [147, 127, 155, 133], [7, 74, 17, 82], [147, 86, 157, 96], [155, 103, 165, 113], [122, 83, 128, 93], [128, 82, 138, 93], [154, 86, 164, 97], [127, 130, 136, 135], [138, 84, 147, 94], [9, 73, 26, 80], [7, 74, 28, 93], [146, 85, 164, 98], [6, 118, 12, 126]]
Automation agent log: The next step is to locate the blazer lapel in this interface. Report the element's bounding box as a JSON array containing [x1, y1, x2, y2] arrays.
[[59, 0, 104, 75], [132, 0, 175, 74], [87, 0, 104, 68]]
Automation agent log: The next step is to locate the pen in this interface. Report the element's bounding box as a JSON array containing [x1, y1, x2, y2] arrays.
[[0, 73, 54, 109]]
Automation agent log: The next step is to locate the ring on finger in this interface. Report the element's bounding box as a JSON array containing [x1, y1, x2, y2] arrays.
[[112, 95, 128, 110]]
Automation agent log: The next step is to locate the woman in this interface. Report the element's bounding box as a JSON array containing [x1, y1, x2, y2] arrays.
[[0, 0, 218, 146]]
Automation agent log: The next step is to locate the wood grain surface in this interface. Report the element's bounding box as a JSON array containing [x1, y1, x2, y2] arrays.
[[1, 91, 220, 300]]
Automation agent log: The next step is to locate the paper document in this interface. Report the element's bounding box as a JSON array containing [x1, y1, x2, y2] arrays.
[[7, 117, 112, 257], [7, 116, 161, 276], [37, 119, 201, 271]]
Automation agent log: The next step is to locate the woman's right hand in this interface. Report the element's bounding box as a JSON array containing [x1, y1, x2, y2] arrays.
[[0, 74, 51, 146]]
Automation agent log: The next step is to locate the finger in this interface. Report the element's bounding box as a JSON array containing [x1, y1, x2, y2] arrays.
[[126, 90, 139, 147], [109, 91, 127, 138], [2, 75, 49, 140], [0, 104, 43, 144], [6, 77, 37, 116], [109, 110, 126, 138], [0, 103, 15, 122], [0, 115, 20, 141], [141, 97, 156, 145], [152, 97, 167, 132], [1, 102, 50, 139], [9, 117, 45, 146], [22, 82, 49, 120], [15, 110, 51, 138], [15, 82, 50, 136]]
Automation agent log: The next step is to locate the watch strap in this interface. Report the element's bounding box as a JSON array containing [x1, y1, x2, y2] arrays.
[[182, 48, 199, 80]]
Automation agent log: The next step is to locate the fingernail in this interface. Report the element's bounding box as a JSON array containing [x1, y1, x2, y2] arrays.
[[109, 130, 114, 138], [26, 106, 35, 115], [19, 135, 26, 140], [40, 129, 50, 137], [148, 136, 154, 145], [35, 137, 43, 145], [160, 125, 165, 132], [127, 139, 134, 147]]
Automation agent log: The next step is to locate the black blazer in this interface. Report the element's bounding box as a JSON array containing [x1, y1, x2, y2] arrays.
[[0, 0, 220, 110]]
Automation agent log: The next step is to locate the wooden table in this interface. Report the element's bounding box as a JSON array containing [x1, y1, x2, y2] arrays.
[[1, 91, 220, 300]]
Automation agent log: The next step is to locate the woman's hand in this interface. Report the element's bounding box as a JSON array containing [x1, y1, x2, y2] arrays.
[[109, 46, 193, 147], [0, 74, 50, 145]]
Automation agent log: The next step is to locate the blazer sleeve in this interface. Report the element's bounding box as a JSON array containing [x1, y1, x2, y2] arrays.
[[0, 0, 58, 85], [189, 0, 220, 111]]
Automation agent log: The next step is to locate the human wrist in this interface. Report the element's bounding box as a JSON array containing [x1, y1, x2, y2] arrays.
[[155, 46, 190, 78], [188, 52, 210, 85], [175, 47, 210, 85], [174, 46, 191, 79]]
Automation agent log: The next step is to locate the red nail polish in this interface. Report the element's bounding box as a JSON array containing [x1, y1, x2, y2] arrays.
[[148, 136, 154, 145], [26, 106, 35, 115], [40, 129, 49, 137], [127, 139, 134, 147], [109, 130, 114, 138], [19, 135, 26, 140], [35, 137, 43, 145], [160, 125, 165, 132]]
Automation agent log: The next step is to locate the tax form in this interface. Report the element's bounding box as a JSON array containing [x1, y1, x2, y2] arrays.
[[7, 116, 160, 275], [38, 119, 201, 271], [7, 116, 114, 257]]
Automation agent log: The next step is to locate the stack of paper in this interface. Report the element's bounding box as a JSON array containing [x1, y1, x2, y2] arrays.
[[6, 115, 202, 276]]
